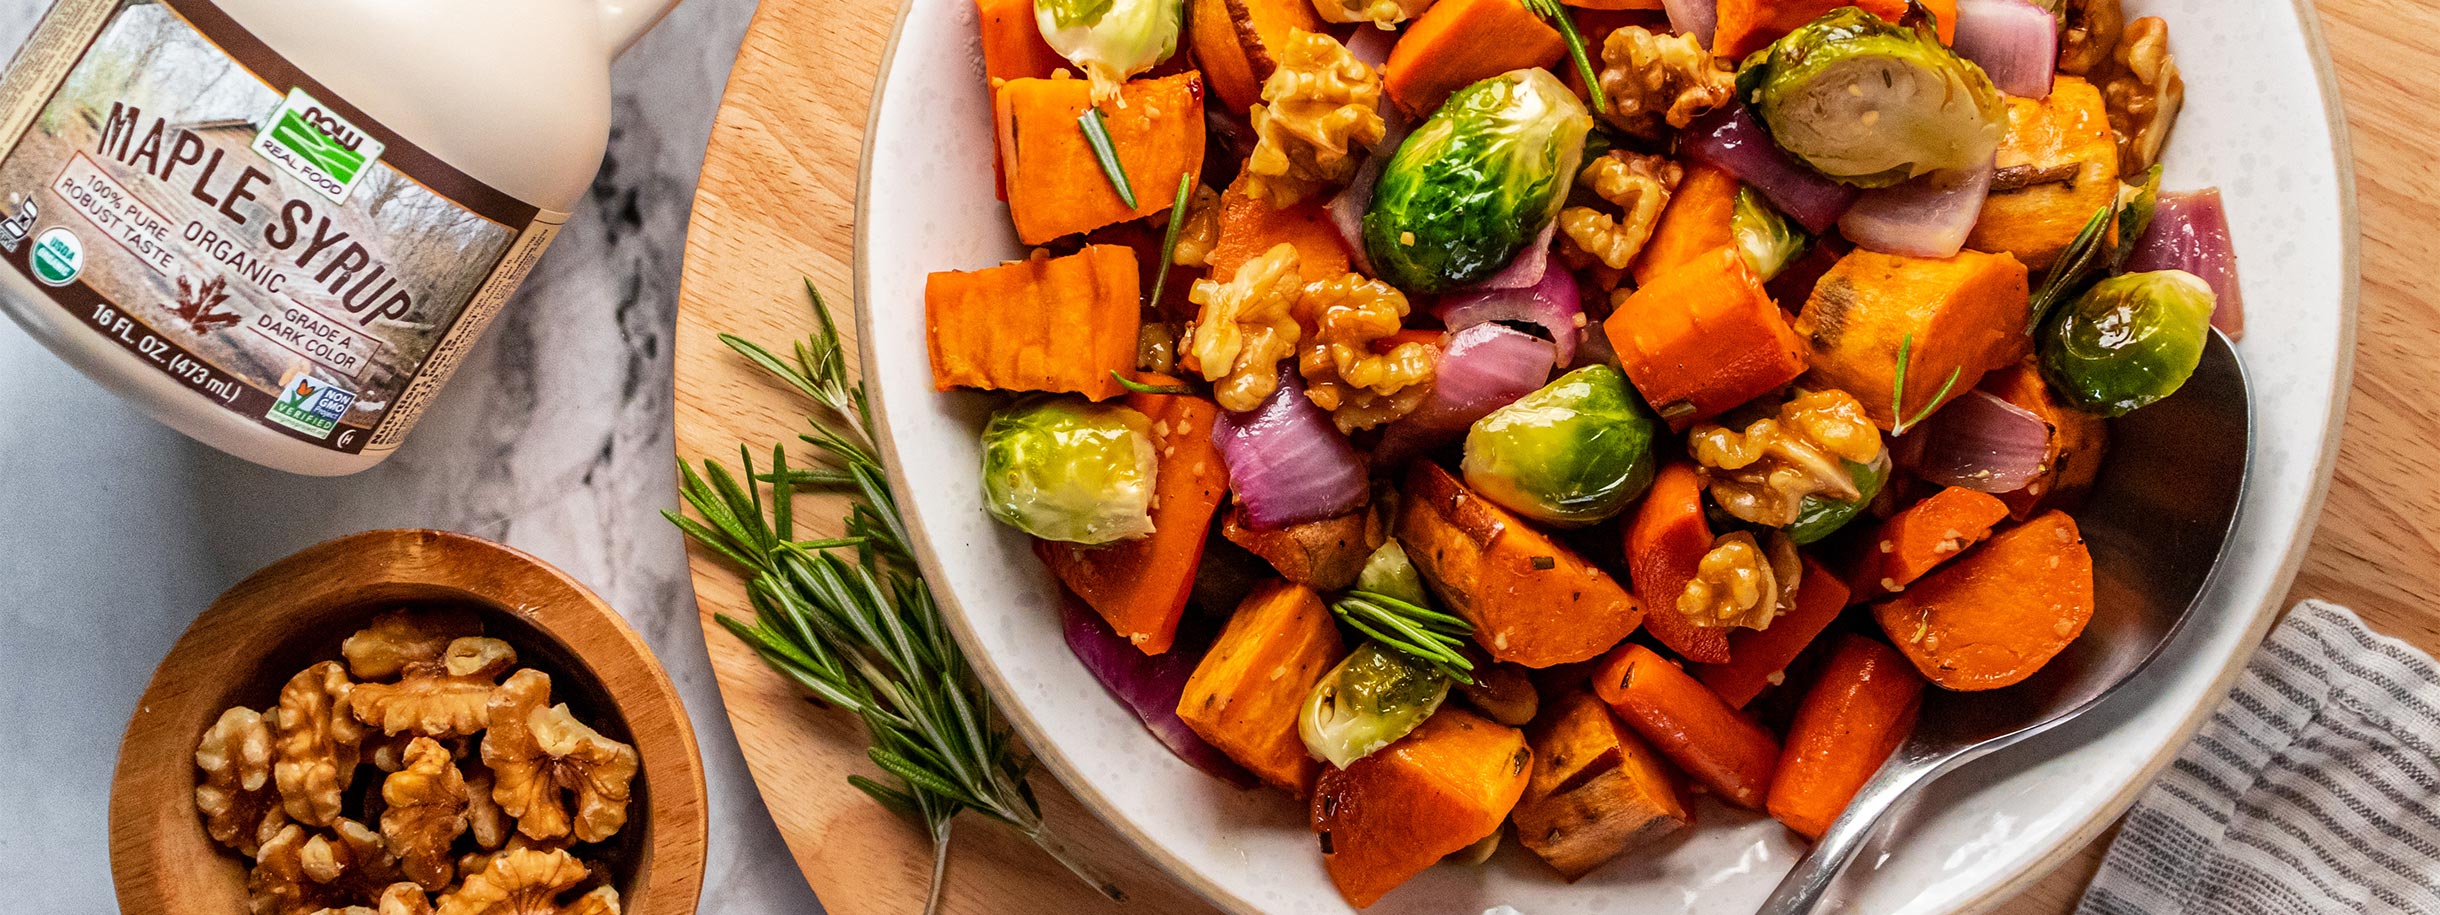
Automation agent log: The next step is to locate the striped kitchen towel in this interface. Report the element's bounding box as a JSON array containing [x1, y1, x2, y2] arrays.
[[2078, 600, 2440, 915]]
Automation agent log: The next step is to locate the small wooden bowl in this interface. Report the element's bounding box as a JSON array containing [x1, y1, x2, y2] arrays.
[[109, 529, 707, 913]]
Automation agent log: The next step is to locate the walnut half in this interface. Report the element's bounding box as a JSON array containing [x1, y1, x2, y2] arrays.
[[198, 706, 287, 856], [351, 637, 519, 740], [1560, 151, 1683, 273], [1692, 389, 1884, 528], [1596, 26, 1734, 141], [1296, 273, 1436, 433], [480, 670, 640, 844], [2103, 17, 2183, 175], [274, 662, 367, 828], [1186, 244, 1306, 412], [1245, 30, 1387, 207], [435, 848, 617, 915], [383, 737, 472, 891]]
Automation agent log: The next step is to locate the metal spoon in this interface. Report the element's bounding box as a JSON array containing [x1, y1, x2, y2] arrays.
[[1756, 329, 2253, 915]]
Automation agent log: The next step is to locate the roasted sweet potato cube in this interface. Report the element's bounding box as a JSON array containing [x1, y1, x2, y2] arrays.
[[1872, 511, 2094, 691], [1177, 580, 1345, 793], [996, 73, 1207, 244], [1188, 0, 1328, 114], [1606, 247, 1809, 431], [1397, 462, 1646, 668], [1312, 708, 1532, 908], [1794, 248, 2032, 430], [1381, 0, 1565, 116], [1221, 501, 1385, 592], [1209, 173, 1352, 282], [924, 245, 1141, 400], [1968, 77, 2120, 270], [1514, 690, 1689, 880]]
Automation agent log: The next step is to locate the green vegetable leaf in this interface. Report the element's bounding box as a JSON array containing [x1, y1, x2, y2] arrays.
[[1331, 590, 1478, 684], [1889, 332, 1963, 436], [2027, 166, 2166, 332], [1078, 107, 1139, 209]]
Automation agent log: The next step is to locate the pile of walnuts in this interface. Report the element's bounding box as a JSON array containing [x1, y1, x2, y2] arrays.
[[196, 608, 640, 915]]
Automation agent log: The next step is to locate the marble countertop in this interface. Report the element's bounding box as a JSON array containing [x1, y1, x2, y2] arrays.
[[0, 2, 827, 912]]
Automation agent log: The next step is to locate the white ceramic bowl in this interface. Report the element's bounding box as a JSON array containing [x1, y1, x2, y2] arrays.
[[854, 2, 2358, 910]]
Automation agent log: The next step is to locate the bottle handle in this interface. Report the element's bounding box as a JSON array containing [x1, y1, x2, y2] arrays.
[[598, 0, 682, 56]]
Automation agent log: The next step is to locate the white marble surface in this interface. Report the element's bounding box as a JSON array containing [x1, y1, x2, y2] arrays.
[[0, 1, 830, 912]]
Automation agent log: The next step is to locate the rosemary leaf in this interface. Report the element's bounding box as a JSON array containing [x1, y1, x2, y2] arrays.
[[1524, 0, 1608, 115], [1078, 107, 1138, 209], [1149, 172, 1195, 307], [1111, 370, 1196, 395]]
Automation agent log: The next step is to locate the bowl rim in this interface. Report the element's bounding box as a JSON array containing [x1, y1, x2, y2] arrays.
[[106, 528, 709, 915], [849, 0, 2362, 910]]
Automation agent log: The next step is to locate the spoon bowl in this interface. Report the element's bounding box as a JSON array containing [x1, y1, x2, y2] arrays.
[[1760, 328, 2253, 914]]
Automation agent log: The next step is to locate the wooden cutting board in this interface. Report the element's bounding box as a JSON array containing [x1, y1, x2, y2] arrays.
[[671, 2, 2437, 913]]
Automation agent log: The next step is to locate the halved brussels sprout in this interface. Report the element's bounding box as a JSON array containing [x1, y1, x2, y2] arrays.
[[1035, 0, 1183, 101], [1732, 187, 1810, 281], [979, 397, 1158, 544], [1461, 364, 1659, 527], [1788, 451, 1891, 545], [1355, 541, 1433, 607], [1364, 68, 1593, 293], [1300, 643, 1451, 769], [1743, 7, 2004, 187], [2039, 270, 2216, 417]]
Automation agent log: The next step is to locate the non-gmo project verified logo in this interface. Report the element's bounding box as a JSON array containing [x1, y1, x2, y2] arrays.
[[266, 373, 356, 439], [252, 88, 386, 204]]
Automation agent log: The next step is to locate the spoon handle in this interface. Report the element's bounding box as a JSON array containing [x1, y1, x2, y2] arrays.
[[1753, 743, 1958, 915]]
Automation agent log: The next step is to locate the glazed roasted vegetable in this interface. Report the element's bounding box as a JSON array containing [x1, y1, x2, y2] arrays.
[[1461, 364, 1661, 527], [1380, 0, 1566, 116], [1848, 486, 2011, 600], [1712, 0, 1939, 59], [1363, 68, 1592, 293], [1311, 708, 1531, 908], [1593, 643, 1780, 808], [1188, 0, 1329, 113], [1979, 359, 2109, 519], [1179, 580, 1348, 793], [1873, 511, 2095, 691], [927, 245, 1142, 400], [1355, 541, 1433, 606], [1742, 7, 2004, 188], [1034, 0, 1184, 100], [980, 397, 1159, 544], [1766, 634, 1926, 839], [1210, 174, 1355, 282], [1513, 689, 1689, 880], [1606, 246, 1809, 431], [2038, 270, 2215, 417], [1732, 187, 1811, 281], [1793, 247, 2032, 430], [1300, 643, 1452, 768], [1624, 463, 1729, 664], [1692, 556, 1852, 707], [1786, 451, 1890, 544], [1222, 502, 1388, 592], [1631, 161, 1741, 286], [996, 73, 1206, 244], [1036, 385, 1229, 652], [1968, 75, 2119, 270], [1397, 461, 1647, 668]]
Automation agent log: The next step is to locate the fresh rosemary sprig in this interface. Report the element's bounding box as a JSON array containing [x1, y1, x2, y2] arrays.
[[1148, 172, 1196, 307], [1522, 0, 1609, 116], [1078, 106, 1139, 209], [1889, 332, 1963, 437], [1332, 590, 1478, 684], [669, 283, 1122, 914]]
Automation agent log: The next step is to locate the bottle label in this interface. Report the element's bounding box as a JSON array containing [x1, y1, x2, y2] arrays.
[[0, 0, 569, 455]]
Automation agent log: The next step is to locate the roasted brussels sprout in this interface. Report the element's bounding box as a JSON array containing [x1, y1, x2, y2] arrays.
[[1732, 187, 1810, 281], [1364, 69, 1593, 293], [1355, 541, 1433, 607], [1743, 7, 2004, 187], [2039, 270, 2215, 417], [1461, 364, 1660, 527], [1299, 643, 1451, 769], [1035, 0, 1182, 101], [1788, 451, 1890, 545], [979, 397, 1158, 544]]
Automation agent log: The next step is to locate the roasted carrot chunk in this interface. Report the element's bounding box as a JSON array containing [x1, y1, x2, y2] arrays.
[[1692, 556, 1852, 708], [1177, 580, 1346, 793], [1979, 359, 2109, 520], [1872, 511, 2094, 691], [996, 73, 1207, 245], [1382, 0, 1565, 116], [1848, 487, 2011, 601], [1514, 689, 1689, 880], [1209, 174, 1353, 282], [1624, 462, 1730, 664], [976, 0, 1068, 85], [1712, 0, 1948, 59], [1793, 248, 2032, 430], [1036, 386, 1228, 654], [1968, 76, 2119, 270], [1631, 162, 1741, 287], [1606, 247, 1809, 431], [1313, 708, 1531, 908], [924, 245, 1141, 400], [1765, 634, 1925, 839], [1593, 644, 1779, 809], [1398, 462, 1646, 668]]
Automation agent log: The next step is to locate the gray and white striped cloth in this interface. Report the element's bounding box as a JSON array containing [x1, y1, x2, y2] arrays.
[[2078, 600, 2440, 915]]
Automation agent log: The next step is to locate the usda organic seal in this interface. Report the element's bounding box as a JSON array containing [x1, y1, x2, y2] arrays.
[[30, 227, 82, 287]]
